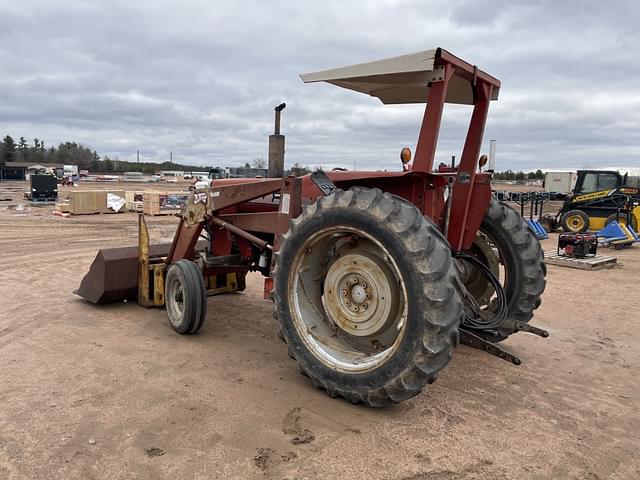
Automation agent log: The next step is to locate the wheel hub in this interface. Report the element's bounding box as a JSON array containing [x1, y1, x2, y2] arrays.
[[350, 283, 367, 304], [323, 251, 398, 337], [569, 216, 584, 229], [167, 279, 185, 319]]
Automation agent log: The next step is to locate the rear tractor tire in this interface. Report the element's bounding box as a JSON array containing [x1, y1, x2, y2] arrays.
[[273, 187, 462, 407], [561, 209, 589, 233], [165, 260, 207, 334], [458, 200, 546, 342]]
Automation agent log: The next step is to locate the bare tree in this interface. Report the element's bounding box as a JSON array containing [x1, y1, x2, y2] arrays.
[[252, 156, 267, 169]]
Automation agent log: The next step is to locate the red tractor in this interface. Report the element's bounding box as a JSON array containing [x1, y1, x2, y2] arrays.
[[78, 48, 547, 407]]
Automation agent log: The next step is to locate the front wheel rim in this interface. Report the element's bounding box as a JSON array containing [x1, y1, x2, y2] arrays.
[[166, 276, 185, 326], [568, 215, 585, 231], [288, 226, 408, 373]]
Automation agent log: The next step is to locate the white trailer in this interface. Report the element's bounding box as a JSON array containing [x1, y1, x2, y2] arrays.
[[544, 171, 577, 194], [63, 165, 79, 176]]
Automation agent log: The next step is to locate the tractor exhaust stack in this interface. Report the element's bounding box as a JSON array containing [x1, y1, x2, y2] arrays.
[[268, 103, 286, 177]]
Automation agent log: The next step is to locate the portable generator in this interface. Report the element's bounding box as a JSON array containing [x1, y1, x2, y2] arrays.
[[557, 233, 598, 258]]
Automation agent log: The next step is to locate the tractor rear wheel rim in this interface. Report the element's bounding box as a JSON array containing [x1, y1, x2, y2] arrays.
[[289, 226, 407, 373]]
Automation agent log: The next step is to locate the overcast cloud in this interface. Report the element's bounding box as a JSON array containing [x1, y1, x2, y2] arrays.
[[0, 0, 639, 171]]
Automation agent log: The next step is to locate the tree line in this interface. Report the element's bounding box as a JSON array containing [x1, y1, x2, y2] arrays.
[[492, 169, 544, 181], [1, 134, 98, 169], [0, 134, 548, 179], [0, 134, 207, 174]]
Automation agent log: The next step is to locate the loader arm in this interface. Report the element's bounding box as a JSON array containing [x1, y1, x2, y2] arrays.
[[166, 178, 285, 263]]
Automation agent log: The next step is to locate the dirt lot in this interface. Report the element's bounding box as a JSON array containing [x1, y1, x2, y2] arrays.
[[0, 182, 639, 479]]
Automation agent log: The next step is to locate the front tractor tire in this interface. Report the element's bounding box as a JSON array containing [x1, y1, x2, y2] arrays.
[[165, 260, 207, 335], [273, 187, 462, 407], [459, 200, 546, 342]]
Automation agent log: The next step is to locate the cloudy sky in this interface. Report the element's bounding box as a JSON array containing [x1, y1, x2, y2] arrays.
[[1, 0, 639, 171]]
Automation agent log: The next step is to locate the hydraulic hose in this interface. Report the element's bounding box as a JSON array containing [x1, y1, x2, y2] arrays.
[[452, 251, 508, 331]]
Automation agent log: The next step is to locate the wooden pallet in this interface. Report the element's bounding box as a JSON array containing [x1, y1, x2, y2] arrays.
[[143, 208, 181, 216], [544, 250, 617, 270]]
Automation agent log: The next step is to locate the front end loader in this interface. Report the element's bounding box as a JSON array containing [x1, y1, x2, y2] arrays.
[[77, 47, 547, 407]]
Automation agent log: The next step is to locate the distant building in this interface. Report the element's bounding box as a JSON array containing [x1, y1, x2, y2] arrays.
[[159, 170, 186, 178], [227, 166, 268, 178], [1, 161, 67, 180], [1, 161, 28, 180]]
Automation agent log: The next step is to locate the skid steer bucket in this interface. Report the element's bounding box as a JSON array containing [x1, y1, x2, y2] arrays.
[[75, 242, 174, 304]]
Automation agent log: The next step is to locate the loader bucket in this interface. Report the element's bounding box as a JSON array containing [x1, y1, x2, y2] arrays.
[[76, 243, 173, 304]]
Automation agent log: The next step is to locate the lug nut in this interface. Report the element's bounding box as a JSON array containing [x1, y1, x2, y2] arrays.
[[341, 290, 347, 296], [361, 283, 367, 289]]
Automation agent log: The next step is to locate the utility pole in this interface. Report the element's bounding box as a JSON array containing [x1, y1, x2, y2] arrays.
[[489, 140, 497, 172], [137, 150, 140, 163], [170, 151, 173, 163]]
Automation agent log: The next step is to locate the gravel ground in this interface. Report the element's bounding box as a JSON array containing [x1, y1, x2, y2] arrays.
[[0, 181, 638, 479]]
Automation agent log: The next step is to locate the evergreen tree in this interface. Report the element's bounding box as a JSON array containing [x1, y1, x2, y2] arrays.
[[16, 137, 29, 162], [1, 135, 17, 165]]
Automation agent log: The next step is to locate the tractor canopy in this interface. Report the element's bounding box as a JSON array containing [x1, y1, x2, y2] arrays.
[[300, 47, 500, 105]]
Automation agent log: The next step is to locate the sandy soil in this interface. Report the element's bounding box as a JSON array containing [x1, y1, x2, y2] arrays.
[[0, 182, 638, 480]]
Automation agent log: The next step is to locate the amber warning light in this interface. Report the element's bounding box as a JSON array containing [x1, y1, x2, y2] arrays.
[[400, 147, 412, 171]]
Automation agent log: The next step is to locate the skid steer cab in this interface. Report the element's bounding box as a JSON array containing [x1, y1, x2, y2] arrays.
[[555, 169, 640, 233], [77, 47, 547, 407]]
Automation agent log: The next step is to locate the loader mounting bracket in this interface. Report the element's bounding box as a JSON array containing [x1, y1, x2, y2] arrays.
[[138, 214, 166, 307]]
